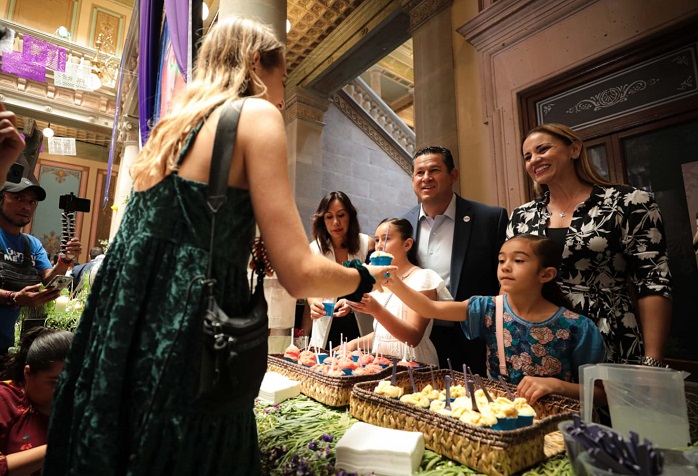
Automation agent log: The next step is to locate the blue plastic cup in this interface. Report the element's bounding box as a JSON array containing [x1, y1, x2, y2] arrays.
[[322, 298, 336, 317]]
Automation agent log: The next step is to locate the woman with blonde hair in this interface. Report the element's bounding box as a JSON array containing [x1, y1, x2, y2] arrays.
[[43, 17, 391, 476], [507, 123, 672, 368]]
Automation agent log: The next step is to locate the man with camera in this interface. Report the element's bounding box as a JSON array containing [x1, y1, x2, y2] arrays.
[[0, 101, 82, 354]]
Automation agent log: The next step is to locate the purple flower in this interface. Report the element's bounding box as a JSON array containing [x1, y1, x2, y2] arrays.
[[321, 433, 334, 443]]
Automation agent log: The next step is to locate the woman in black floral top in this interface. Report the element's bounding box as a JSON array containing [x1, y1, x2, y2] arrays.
[[506, 123, 672, 367]]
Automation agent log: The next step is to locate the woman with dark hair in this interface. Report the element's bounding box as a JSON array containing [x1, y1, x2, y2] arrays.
[[507, 123, 672, 368], [346, 218, 451, 366], [307, 191, 375, 348], [0, 327, 73, 476]]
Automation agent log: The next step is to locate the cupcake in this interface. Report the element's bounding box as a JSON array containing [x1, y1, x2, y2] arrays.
[[373, 355, 391, 368], [284, 344, 300, 363], [374, 380, 404, 399], [369, 250, 394, 266], [399, 393, 430, 408], [358, 353, 375, 366], [513, 397, 536, 428]]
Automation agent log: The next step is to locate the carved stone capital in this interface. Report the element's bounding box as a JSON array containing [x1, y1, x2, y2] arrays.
[[284, 86, 330, 125], [117, 119, 139, 144], [401, 0, 452, 32]]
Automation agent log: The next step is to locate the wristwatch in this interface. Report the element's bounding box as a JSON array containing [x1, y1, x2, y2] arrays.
[[640, 355, 666, 367]]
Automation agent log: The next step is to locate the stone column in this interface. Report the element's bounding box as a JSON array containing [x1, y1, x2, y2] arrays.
[[284, 86, 330, 234], [108, 122, 138, 239], [219, 0, 288, 43], [369, 66, 384, 98], [401, 0, 460, 194]]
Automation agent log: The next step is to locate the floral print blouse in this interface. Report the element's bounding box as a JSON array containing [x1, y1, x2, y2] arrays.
[[464, 296, 605, 384], [506, 185, 672, 364]]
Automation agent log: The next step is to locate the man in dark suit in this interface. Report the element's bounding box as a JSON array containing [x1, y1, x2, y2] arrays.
[[403, 146, 507, 374]]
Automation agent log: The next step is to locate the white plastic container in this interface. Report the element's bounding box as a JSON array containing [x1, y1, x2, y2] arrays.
[[580, 363, 691, 448]]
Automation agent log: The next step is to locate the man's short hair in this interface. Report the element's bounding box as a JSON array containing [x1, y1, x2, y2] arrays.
[[413, 146, 455, 173], [89, 247, 104, 260]]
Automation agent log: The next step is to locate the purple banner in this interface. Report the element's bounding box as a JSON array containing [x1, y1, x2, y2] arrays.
[[23, 35, 67, 72], [1, 51, 46, 82]]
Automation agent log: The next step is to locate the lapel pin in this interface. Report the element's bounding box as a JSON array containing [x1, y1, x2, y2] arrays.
[[463, 216, 471, 222]]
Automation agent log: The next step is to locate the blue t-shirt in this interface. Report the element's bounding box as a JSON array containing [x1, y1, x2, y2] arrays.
[[0, 229, 52, 352], [463, 295, 606, 384]]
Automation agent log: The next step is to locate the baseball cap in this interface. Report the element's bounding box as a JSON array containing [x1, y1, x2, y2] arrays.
[[1, 178, 47, 201]]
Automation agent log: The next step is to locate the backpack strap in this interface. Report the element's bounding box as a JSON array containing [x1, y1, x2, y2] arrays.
[[495, 295, 508, 377], [21, 234, 34, 268]]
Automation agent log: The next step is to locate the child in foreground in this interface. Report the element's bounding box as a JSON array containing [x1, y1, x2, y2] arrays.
[[384, 234, 606, 404]]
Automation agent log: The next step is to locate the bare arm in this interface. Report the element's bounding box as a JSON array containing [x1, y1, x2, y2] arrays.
[[517, 377, 606, 406], [5, 445, 46, 476], [637, 295, 672, 362], [0, 102, 25, 182], [347, 288, 437, 347], [384, 275, 467, 322], [239, 100, 388, 297]]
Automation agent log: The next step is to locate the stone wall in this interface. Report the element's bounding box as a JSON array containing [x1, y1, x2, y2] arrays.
[[295, 102, 416, 240]]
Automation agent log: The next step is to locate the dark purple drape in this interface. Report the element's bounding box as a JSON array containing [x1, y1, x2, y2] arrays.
[[138, 0, 164, 146]]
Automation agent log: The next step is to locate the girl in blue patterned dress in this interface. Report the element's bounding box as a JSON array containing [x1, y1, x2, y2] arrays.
[[384, 234, 605, 404]]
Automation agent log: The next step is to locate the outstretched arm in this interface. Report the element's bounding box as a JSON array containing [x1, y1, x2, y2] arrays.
[[384, 275, 467, 322], [517, 377, 606, 405], [347, 288, 437, 347]]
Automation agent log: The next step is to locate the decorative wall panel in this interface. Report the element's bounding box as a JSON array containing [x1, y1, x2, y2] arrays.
[[536, 43, 698, 129]]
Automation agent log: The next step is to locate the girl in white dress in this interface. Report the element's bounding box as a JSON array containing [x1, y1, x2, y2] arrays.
[[307, 191, 375, 348], [345, 218, 452, 366]]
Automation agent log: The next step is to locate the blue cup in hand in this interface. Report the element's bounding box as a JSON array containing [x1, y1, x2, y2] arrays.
[[322, 298, 336, 317]]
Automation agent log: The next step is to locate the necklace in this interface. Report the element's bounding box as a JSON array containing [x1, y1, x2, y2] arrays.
[[550, 185, 585, 218]]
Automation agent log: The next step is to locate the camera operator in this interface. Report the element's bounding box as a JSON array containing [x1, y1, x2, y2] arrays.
[[0, 102, 82, 355]]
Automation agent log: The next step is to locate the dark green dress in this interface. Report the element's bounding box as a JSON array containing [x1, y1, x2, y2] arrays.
[[43, 116, 262, 475]]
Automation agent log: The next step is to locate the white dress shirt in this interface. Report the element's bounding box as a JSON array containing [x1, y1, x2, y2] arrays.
[[416, 193, 456, 289]]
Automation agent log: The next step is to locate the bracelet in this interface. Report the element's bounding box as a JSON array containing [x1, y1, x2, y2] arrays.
[[3, 290, 12, 306], [341, 259, 375, 302], [640, 356, 666, 368]]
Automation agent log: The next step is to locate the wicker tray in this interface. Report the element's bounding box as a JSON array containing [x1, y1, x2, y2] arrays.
[[350, 369, 579, 476], [267, 354, 396, 407]]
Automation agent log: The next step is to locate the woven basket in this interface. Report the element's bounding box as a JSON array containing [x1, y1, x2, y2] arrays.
[[350, 369, 579, 476], [267, 354, 395, 407]]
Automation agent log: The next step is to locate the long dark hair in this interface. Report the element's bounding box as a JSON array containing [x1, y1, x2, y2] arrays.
[[311, 191, 361, 256], [1, 327, 73, 384], [377, 217, 418, 266], [508, 234, 573, 309]]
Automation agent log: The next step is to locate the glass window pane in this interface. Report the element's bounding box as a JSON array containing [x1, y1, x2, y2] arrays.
[[587, 144, 610, 180], [621, 120, 698, 361]]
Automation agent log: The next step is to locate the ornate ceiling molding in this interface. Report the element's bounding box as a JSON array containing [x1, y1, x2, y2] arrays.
[[401, 0, 452, 32], [288, 0, 404, 90], [457, 0, 594, 52]]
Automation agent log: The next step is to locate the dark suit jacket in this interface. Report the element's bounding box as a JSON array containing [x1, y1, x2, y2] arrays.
[[403, 194, 508, 302]]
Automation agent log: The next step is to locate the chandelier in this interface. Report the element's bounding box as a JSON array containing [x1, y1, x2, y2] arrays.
[[88, 33, 118, 90]]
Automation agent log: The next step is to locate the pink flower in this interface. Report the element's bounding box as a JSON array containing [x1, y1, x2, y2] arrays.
[[510, 355, 522, 370], [541, 356, 562, 375], [531, 343, 547, 357], [556, 329, 570, 339], [530, 327, 554, 344]]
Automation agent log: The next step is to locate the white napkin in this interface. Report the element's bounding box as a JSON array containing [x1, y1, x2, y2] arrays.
[[335, 422, 424, 476], [257, 371, 300, 405]]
